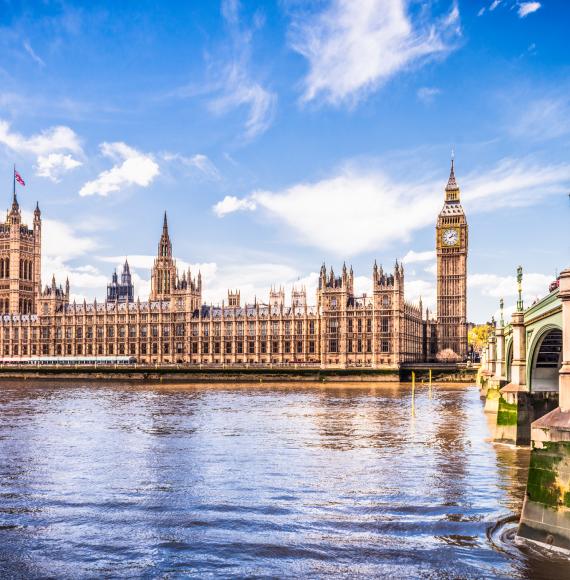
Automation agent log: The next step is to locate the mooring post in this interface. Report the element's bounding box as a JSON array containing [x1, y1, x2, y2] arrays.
[[411, 370, 416, 417]]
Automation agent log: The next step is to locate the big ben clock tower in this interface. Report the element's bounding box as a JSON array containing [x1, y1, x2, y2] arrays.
[[436, 157, 468, 359]]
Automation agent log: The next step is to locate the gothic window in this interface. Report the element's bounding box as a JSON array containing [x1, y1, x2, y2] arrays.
[[329, 339, 338, 353], [309, 321, 315, 335], [309, 341, 315, 354], [296, 341, 302, 353]]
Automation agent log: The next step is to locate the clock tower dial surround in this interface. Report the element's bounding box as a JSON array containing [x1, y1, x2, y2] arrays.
[[436, 159, 468, 359]]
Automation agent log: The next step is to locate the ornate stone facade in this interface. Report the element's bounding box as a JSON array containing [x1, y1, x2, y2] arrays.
[[0, 162, 467, 366]]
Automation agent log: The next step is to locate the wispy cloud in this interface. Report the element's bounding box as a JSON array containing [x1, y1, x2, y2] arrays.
[[79, 142, 159, 197], [518, 2, 541, 18], [289, 0, 461, 106], [162, 152, 220, 180], [417, 87, 441, 103], [480, 0, 541, 18], [212, 155, 570, 256], [23, 40, 45, 67], [168, 0, 276, 140], [206, 0, 276, 139]]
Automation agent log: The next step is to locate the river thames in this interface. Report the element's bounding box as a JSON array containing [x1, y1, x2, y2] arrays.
[[1, 381, 569, 578]]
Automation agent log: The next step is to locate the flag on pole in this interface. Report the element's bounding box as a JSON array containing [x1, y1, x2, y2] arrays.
[[14, 169, 25, 187]]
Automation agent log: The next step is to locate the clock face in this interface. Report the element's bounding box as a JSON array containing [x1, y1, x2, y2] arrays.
[[442, 228, 459, 246]]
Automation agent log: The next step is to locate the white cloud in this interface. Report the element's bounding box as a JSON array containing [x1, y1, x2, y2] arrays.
[[406, 279, 436, 310], [79, 142, 159, 197], [213, 156, 570, 256], [35, 153, 82, 182], [490, 0, 502, 10], [0, 119, 82, 156], [518, 2, 541, 18], [289, 0, 460, 105], [213, 195, 257, 217], [402, 250, 436, 264], [23, 40, 45, 67], [417, 87, 441, 103], [19, 211, 100, 297], [469, 272, 554, 316], [0, 119, 83, 181]]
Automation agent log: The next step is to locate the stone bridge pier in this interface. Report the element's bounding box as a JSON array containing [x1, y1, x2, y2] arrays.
[[490, 269, 561, 446], [518, 268, 570, 552]]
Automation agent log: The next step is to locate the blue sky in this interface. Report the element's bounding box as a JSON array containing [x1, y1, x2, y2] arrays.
[[0, 0, 568, 323]]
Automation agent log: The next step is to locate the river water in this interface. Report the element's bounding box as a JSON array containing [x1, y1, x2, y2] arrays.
[[0, 381, 569, 578]]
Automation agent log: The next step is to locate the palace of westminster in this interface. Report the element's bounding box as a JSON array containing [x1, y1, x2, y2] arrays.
[[0, 161, 468, 367]]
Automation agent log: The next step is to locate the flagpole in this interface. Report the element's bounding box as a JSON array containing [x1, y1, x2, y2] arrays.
[[13, 164, 15, 199]]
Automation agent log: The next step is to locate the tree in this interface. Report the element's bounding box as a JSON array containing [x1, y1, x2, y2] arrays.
[[436, 348, 462, 363], [468, 324, 493, 353]]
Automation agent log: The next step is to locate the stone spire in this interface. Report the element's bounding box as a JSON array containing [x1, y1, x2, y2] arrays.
[[445, 157, 459, 192], [158, 211, 172, 258]]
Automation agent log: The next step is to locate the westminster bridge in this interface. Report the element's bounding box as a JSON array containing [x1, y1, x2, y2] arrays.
[[478, 267, 570, 552]]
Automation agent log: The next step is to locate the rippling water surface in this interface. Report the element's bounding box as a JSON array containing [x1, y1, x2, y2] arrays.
[[1, 381, 569, 578]]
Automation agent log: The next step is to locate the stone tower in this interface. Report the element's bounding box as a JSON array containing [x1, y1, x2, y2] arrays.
[[436, 158, 468, 358], [150, 212, 176, 301], [149, 212, 202, 310], [106, 259, 134, 303], [0, 193, 42, 314]]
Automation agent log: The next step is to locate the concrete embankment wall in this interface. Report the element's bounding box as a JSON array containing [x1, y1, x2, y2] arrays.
[[0, 364, 477, 384]]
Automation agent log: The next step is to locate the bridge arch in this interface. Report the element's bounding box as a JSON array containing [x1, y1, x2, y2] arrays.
[[527, 324, 562, 392]]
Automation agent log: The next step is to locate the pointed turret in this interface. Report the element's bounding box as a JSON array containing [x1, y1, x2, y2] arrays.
[[444, 156, 461, 202], [158, 211, 172, 258]]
